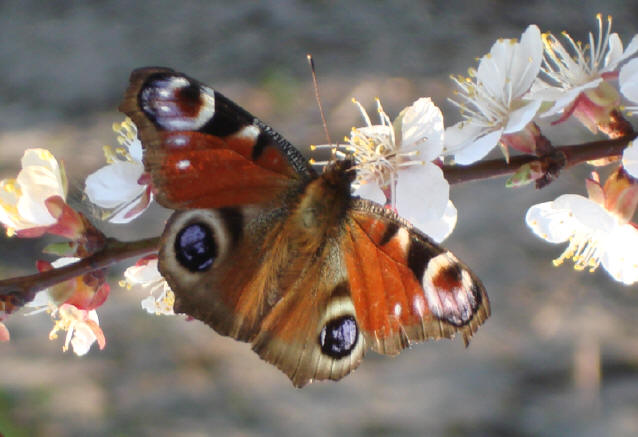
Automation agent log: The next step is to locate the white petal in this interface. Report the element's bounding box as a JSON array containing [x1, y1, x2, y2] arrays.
[[125, 259, 161, 285], [21, 149, 61, 179], [525, 200, 576, 243], [16, 166, 63, 225], [528, 79, 569, 103], [0, 181, 22, 228], [106, 191, 152, 224], [603, 33, 624, 72], [356, 124, 392, 139], [141, 295, 160, 314], [477, 39, 514, 99], [354, 181, 386, 204], [511, 25, 543, 96], [70, 322, 97, 356], [541, 79, 603, 117], [396, 163, 449, 226], [601, 223, 638, 284], [416, 200, 458, 243], [503, 99, 542, 134], [51, 257, 81, 268], [25, 290, 54, 309], [127, 138, 144, 162], [604, 34, 638, 72], [444, 122, 484, 154], [453, 128, 504, 165], [619, 58, 638, 104], [400, 98, 444, 160], [622, 140, 638, 178], [85, 161, 145, 208], [620, 34, 638, 64], [554, 194, 615, 232]]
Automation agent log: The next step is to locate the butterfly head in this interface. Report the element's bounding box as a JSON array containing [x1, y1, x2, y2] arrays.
[[321, 158, 356, 189]]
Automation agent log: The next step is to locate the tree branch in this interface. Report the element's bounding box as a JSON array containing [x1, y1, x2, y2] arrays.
[[443, 134, 637, 185], [0, 237, 159, 306]]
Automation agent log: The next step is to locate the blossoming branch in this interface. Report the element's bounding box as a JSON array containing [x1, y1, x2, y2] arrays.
[[0, 14, 637, 357]]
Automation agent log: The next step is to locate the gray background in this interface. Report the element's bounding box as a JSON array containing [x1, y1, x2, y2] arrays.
[[1, 1, 637, 436]]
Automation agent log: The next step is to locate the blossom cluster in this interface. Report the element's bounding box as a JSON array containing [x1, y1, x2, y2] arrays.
[[1, 14, 638, 358]]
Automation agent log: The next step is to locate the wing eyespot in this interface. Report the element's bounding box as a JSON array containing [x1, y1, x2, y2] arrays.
[[163, 208, 245, 277], [421, 252, 481, 326], [138, 74, 215, 131], [174, 222, 217, 272], [318, 315, 359, 358]]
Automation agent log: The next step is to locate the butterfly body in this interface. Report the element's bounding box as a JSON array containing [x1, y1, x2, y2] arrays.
[[120, 67, 490, 387]]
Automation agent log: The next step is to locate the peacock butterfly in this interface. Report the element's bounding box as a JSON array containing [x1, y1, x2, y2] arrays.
[[119, 67, 490, 387]]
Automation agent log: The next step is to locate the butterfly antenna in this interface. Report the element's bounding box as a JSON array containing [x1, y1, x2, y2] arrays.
[[307, 54, 336, 161]]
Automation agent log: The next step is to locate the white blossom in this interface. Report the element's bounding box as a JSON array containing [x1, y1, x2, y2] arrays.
[[329, 97, 456, 242], [123, 258, 175, 316], [0, 149, 67, 236], [526, 193, 638, 285], [534, 14, 638, 117], [445, 25, 543, 164], [85, 118, 152, 223], [48, 304, 105, 356]]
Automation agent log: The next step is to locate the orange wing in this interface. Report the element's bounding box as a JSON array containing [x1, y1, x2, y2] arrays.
[[119, 67, 315, 209], [345, 199, 490, 354]]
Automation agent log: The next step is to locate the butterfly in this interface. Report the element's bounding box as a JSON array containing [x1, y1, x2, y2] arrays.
[[119, 67, 490, 387]]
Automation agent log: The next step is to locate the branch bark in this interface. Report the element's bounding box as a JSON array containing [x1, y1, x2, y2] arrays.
[[0, 237, 159, 305], [442, 134, 637, 185]]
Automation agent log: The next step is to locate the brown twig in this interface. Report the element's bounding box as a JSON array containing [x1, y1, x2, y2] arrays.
[[0, 237, 159, 305], [443, 134, 637, 185]]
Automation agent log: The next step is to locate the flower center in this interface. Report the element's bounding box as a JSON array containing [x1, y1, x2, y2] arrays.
[[542, 14, 613, 88], [552, 231, 603, 272]]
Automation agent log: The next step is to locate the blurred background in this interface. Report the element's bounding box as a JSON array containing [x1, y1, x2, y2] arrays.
[[1, 1, 638, 436]]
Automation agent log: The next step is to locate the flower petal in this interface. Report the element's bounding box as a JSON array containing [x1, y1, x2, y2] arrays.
[[476, 39, 514, 99], [354, 181, 386, 204], [125, 258, 162, 285], [396, 163, 449, 228], [16, 166, 65, 225], [416, 200, 457, 243], [619, 58, 638, 104], [452, 128, 504, 165], [21, 149, 61, 181], [525, 200, 578, 243], [127, 138, 144, 162], [554, 194, 616, 232], [511, 25, 543, 96], [503, 99, 542, 134], [0, 322, 9, 342], [399, 97, 444, 160], [540, 79, 603, 117], [601, 223, 638, 284], [622, 140, 638, 178], [444, 122, 483, 154], [69, 322, 97, 356], [85, 161, 145, 209], [604, 34, 638, 72]]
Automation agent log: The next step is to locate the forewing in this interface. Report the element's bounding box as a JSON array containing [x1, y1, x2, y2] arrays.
[[119, 67, 315, 209]]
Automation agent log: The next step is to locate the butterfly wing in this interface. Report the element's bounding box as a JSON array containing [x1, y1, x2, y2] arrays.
[[345, 199, 490, 353], [119, 67, 315, 209]]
